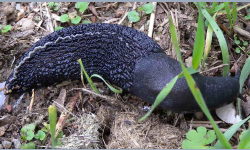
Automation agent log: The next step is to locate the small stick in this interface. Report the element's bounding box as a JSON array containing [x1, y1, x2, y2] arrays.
[[44, 2, 54, 32], [118, 10, 128, 25], [147, 2, 157, 38], [55, 91, 80, 137], [200, 64, 228, 74], [234, 26, 250, 39], [69, 88, 117, 101], [28, 89, 35, 112]]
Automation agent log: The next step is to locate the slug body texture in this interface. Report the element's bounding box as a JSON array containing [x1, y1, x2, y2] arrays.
[[5, 23, 239, 112]]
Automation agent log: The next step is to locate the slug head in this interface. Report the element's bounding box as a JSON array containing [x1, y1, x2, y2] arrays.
[[130, 53, 239, 112]]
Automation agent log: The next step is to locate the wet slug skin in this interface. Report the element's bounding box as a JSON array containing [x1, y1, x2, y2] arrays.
[[4, 23, 240, 112]]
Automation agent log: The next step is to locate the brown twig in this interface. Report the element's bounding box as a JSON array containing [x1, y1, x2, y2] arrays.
[[200, 64, 228, 74], [44, 2, 54, 32], [234, 26, 250, 39], [55, 91, 80, 137], [28, 89, 35, 112]]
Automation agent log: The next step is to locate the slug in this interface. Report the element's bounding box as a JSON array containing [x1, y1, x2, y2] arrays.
[[4, 23, 239, 112]]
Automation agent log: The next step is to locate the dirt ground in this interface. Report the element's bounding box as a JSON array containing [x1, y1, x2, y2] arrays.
[[0, 2, 249, 149]]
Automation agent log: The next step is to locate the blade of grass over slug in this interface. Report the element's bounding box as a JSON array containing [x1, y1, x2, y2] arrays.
[[168, 15, 232, 149], [48, 105, 57, 148], [91, 74, 123, 94], [199, 3, 230, 76], [214, 115, 250, 148], [139, 67, 198, 122], [78, 59, 100, 94], [239, 57, 250, 93], [139, 74, 179, 122], [192, 4, 205, 70]]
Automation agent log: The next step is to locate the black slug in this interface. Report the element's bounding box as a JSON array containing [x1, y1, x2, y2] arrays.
[[4, 23, 239, 112]]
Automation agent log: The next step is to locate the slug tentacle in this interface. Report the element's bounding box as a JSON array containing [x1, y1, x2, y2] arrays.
[[5, 23, 239, 112]]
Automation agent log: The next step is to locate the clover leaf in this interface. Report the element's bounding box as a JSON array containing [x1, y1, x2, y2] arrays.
[[75, 2, 89, 13], [71, 16, 81, 24], [60, 14, 69, 23], [21, 123, 36, 141], [182, 126, 216, 149], [34, 130, 46, 141], [138, 3, 154, 14], [1, 25, 12, 33], [127, 10, 140, 22]]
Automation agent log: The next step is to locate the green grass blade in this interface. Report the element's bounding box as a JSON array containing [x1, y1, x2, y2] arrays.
[[77, 59, 100, 94], [192, 4, 205, 70], [139, 74, 179, 122], [214, 115, 250, 148], [239, 57, 250, 93], [139, 67, 197, 122], [224, 2, 237, 30], [209, 2, 218, 13], [210, 3, 225, 14], [169, 16, 183, 63], [200, 5, 230, 76], [181, 66, 232, 149], [224, 2, 232, 29], [48, 105, 57, 148], [231, 3, 237, 29], [238, 129, 250, 149], [90, 74, 123, 94], [169, 13, 232, 149]]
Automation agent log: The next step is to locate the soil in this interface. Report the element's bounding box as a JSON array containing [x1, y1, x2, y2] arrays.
[[0, 2, 249, 149]]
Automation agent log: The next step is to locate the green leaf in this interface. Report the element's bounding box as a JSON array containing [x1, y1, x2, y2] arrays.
[[71, 16, 81, 24], [238, 129, 250, 149], [234, 39, 240, 45], [41, 122, 50, 133], [192, 4, 205, 69], [78, 59, 100, 94], [60, 14, 69, 23], [91, 74, 123, 94], [239, 57, 250, 93], [27, 130, 35, 141], [1, 25, 12, 33], [235, 47, 241, 54], [48, 2, 55, 7], [48, 105, 57, 148], [82, 20, 92, 24], [75, 2, 89, 13], [34, 130, 46, 141], [55, 26, 63, 31], [139, 74, 179, 122], [214, 115, 250, 148], [127, 10, 140, 23], [139, 3, 154, 14], [245, 15, 250, 20], [243, 41, 248, 46], [200, 5, 230, 76], [21, 124, 36, 132], [21, 142, 36, 149], [182, 127, 216, 149], [21, 123, 36, 141]]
